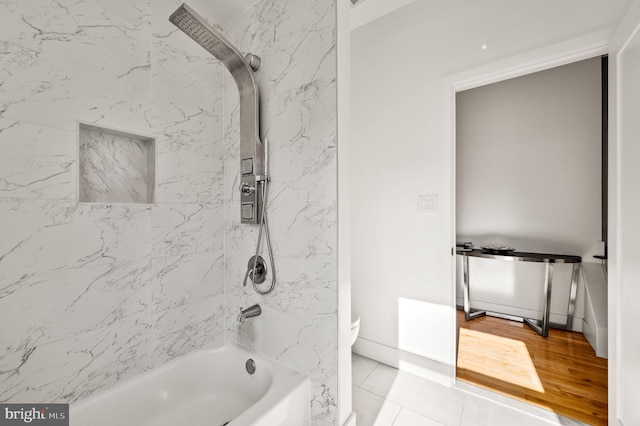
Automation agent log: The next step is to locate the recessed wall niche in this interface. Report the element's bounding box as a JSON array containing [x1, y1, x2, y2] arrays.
[[78, 122, 155, 204]]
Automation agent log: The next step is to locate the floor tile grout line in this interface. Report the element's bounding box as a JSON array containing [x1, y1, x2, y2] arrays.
[[358, 358, 463, 424], [360, 359, 381, 386], [353, 381, 391, 403], [458, 397, 467, 426], [390, 405, 402, 425], [352, 382, 381, 398], [352, 382, 399, 426], [395, 405, 452, 426], [354, 354, 589, 426]]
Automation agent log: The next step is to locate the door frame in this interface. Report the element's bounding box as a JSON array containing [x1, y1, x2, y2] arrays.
[[608, 2, 640, 423], [440, 29, 610, 405]]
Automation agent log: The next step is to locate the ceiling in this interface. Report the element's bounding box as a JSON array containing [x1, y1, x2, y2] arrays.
[[351, 0, 634, 75], [187, 0, 634, 60], [189, 0, 633, 76], [351, 0, 416, 30]]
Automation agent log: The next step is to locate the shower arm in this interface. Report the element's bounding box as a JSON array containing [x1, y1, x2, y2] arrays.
[[169, 3, 266, 224]]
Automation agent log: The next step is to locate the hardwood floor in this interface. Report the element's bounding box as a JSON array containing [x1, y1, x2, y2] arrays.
[[456, 310, 608, 425]]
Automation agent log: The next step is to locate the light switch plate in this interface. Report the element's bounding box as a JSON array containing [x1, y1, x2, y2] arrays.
[[418, 194, 438, 213]]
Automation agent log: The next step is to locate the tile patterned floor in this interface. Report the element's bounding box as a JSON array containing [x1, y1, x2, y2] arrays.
[[351, 353, 588, 426]]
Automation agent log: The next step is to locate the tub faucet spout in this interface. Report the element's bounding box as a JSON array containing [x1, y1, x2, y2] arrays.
[[237, 304, 261, 323]]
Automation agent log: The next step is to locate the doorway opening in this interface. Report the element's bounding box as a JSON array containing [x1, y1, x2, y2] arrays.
[[452, 56, 608, 425]]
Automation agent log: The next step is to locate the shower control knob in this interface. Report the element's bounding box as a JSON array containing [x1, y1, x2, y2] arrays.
[[240, 182, 255, 196]]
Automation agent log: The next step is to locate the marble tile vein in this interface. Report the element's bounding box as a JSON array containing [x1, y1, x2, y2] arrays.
[[0, 315, 153, 404], [152, 251, 224, 313], [0, 0, 230, 407], [0, 259, 153, 354], [222, 0, 337, 424]]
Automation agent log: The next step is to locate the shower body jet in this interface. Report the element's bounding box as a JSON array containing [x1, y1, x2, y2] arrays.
[[170, 3, 265, 224]]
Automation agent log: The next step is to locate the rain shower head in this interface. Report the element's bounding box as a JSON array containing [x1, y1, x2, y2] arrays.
[[169, 4, 249, 75], [170, 3, 266, 224]]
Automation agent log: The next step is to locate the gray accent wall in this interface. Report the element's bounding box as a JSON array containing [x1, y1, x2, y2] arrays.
[[456, 57, 602, 325]]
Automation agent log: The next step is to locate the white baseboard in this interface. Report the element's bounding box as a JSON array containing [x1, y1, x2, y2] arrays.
[[352, 337, 453, 387], [582, 263, 608, 358]]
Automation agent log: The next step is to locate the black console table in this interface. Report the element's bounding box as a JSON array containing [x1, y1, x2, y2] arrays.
[[456, 248, 581, 337]]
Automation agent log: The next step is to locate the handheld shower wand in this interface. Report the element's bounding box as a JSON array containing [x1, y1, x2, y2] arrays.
[[242, 138, 276, 295]]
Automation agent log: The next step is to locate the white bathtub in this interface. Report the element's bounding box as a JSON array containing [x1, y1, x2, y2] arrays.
[[70, 343, 309, 426]]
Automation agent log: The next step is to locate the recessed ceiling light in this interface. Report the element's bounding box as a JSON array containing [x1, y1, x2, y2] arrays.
[[481, 44, 488, 50]]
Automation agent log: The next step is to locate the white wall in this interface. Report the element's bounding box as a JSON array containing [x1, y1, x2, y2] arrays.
[[617, 22, 640, 426], [455, 58, 601, 326], [351, 0, 630, 376], [609, 1, 640, 423]]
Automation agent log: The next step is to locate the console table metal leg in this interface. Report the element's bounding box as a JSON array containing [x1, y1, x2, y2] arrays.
[[524, 263, 553, 337], [457, 249, 581, 337], [463, 255, 470, 319], [462, 255, 486, 321], [565, 263, 579, 332], [547, 263, 581, 332], [541, 263, 553, 337]]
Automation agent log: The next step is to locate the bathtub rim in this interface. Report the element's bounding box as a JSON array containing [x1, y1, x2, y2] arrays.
[[69, 342, 310, 426]]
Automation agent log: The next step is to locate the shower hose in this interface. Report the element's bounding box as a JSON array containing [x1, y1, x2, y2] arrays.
[[244, 178, 276, 295]]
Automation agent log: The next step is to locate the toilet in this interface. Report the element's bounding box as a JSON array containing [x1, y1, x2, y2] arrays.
[[350, 311, 360, 346]]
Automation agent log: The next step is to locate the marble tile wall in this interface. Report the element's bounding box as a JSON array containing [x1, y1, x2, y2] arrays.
[[222, 1, 339, 425], [1, 0, 341, 423], [0, 0, 225, 403]]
